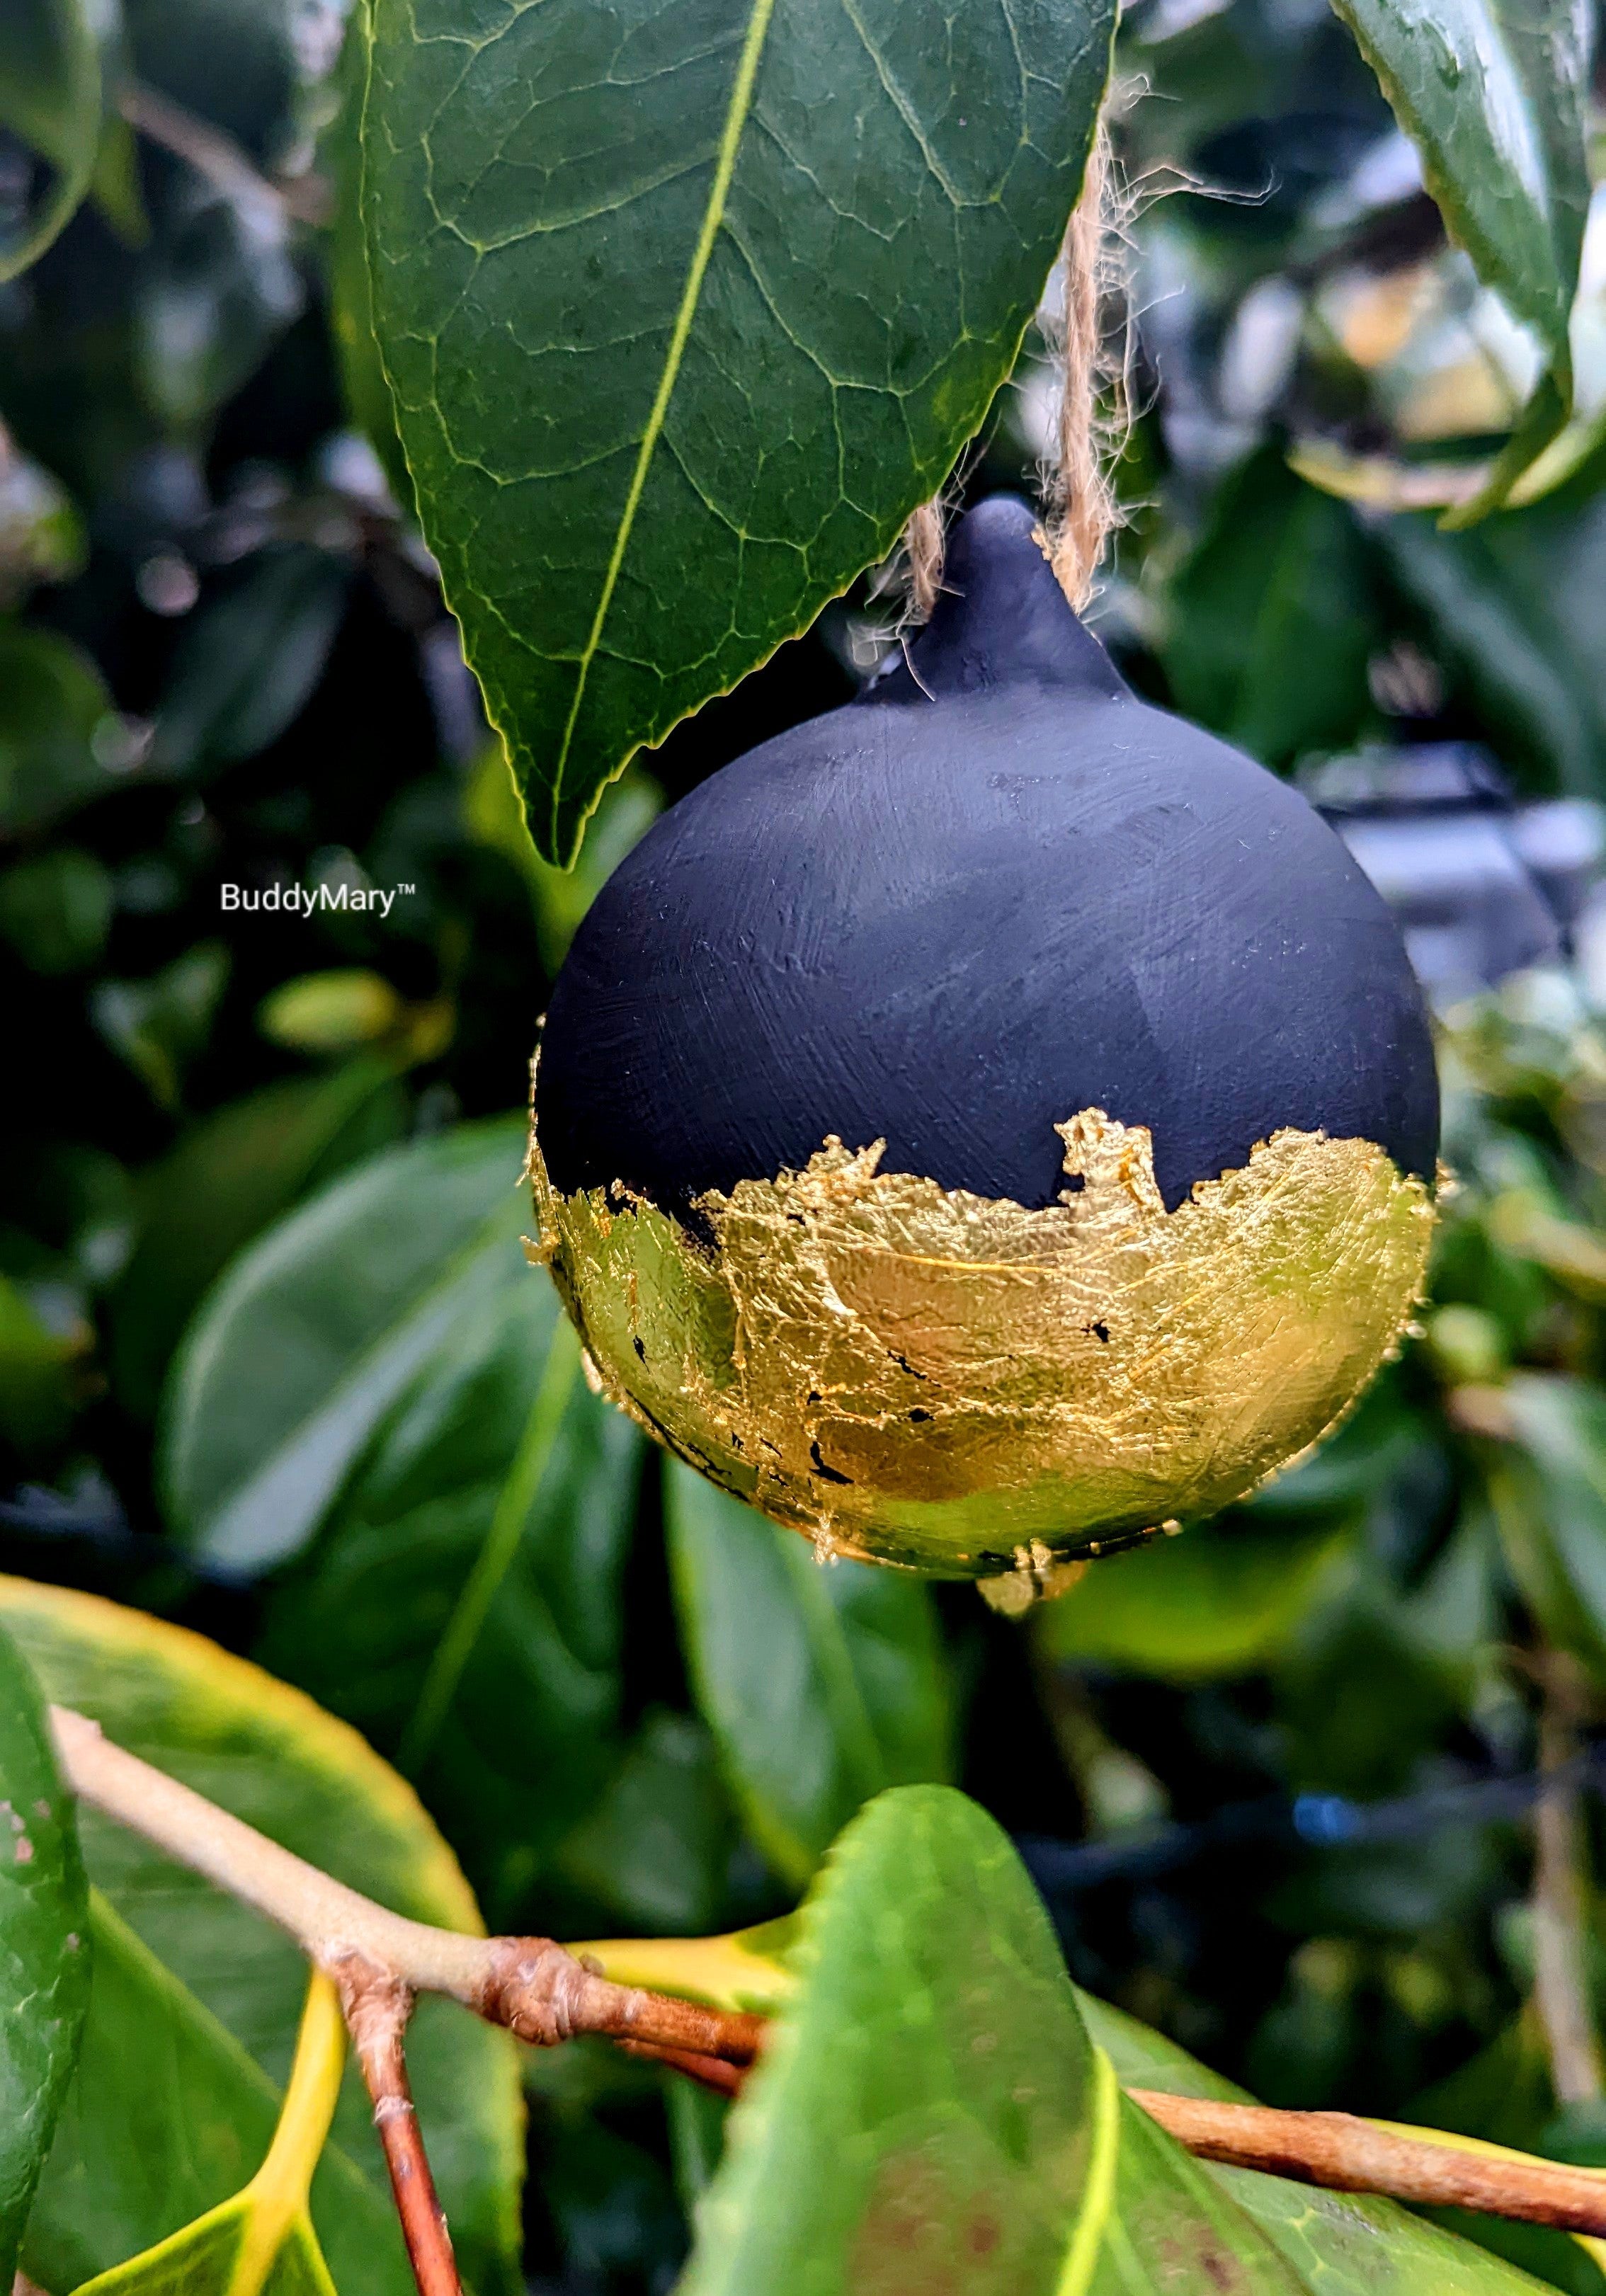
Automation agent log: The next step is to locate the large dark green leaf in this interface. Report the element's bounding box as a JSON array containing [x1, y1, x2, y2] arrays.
[[0, 1623, 89, 2291], [0, 0, 111, 282], [665, 1461, 950, 1888], [0, 1574, 525, 2296], [161, 1116, 529, 1567], [109, 1061, 406, 1420], [161, 1116, 644, 1921], [1326, 0, 1590, 508], [361, 0, 1117, 862]]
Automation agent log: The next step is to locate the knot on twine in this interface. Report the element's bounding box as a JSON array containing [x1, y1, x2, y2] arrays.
[[901, 123, 1124, 623]]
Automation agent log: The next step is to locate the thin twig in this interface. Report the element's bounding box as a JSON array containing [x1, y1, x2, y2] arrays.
[[1131, 2091, 1606, 2234], [50, 1707, 764, 2065], [116, 81, 331, 225], [613, 2038, 746, 2096], [334, 1955, 462, 2296], [1531, 1653, 1603, 2106]]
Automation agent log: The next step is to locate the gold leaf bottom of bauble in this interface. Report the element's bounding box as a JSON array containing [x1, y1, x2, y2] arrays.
[[525, 1103, 1435, 1583]]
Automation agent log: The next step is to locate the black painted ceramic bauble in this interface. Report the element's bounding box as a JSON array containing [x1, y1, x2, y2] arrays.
[[529, 496, 1439, 1595]]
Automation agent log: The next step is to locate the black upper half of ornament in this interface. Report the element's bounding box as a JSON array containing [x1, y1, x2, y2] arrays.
[[537, 496, 1440, 1220]]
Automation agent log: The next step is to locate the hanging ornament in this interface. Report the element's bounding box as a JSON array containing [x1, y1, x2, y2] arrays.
[[525, 144, 1439, 1601]]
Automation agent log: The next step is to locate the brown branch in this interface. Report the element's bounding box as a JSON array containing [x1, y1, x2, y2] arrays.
[[1131, 2091, 1606, 2234], [334, 1955, 462, 2296], [49, 1707, 764, 2067]]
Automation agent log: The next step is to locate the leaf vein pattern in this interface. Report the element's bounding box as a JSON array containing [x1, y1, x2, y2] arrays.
[[548, 0, 782, 843]]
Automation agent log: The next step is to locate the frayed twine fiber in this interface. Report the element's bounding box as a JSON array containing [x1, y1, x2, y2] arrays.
[[901, 124, 1124, 622]]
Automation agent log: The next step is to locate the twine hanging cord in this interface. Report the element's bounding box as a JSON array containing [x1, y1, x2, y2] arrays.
[[901, 125, 1124, 622]]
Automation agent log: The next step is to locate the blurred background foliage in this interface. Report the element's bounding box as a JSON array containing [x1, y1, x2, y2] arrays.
[[9, 0, 1606, 2290]]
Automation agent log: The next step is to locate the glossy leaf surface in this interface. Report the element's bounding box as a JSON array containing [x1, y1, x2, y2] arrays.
[[161, 1116, 643, 1919], [1483, 1373, 1606, 1682], [593, 1808, 1556, 2295], [361, 0, 1117, 861], [0, 1623, 89, 2291], [665, 1462, 950, 1886], [679, 1786, 1310, 2296], [35, 1893, 397, 2296], [1033, 1517, 1350, 1679], [110, 1061, 406, 1420], [162, 1116, 529, 1568], [0, 1576, 524, 2296], [68, 1970, 346, 2296]]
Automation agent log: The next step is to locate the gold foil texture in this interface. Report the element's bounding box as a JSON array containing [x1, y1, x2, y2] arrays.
[[528, 1107, 1434, 1579]]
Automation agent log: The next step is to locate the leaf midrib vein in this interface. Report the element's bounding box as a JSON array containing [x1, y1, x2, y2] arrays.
[[549, 0, 781, 842]]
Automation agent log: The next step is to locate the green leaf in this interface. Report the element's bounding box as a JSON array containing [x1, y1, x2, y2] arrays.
[[586, 1835, 1555, 2295], [0, 1274, 82, 1453], [150, 547, 350, 777], [325, 8, 414, 515], [1032, 1515, 1351, 1680], [109, 1062, 407, 1421], [0, 847, 113, 976], [258, 972, 407, 1057], [0, 1574, 525, 2296], [1326, 0, 1590, 504], [678, 1784, 1317, 2295], [124, 0, 338, 168], [68, 1970, 346, 2296], [1326, 0, 1588, 368], [1078, 1992, 1573, 2295], [91, 944, 231, 1113], [163, 1116, 644, 1919], [1483, 1373, 1606, 1681], [0, 0, 112, 282], [556, 1709, 734, 1935], [36, 1892, 399, 2296], [1378, 464, 1606, 797], [161, 1115, 529, 1567], [665, 1461, 950, 1888], [362, 0, 1118, 862], [1162, 445, 1381, 767], [0, 440, 86, 598], [0, 621, 117, 839], [0, 1622, 89, 2291], [462, 744, 661, 976]]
